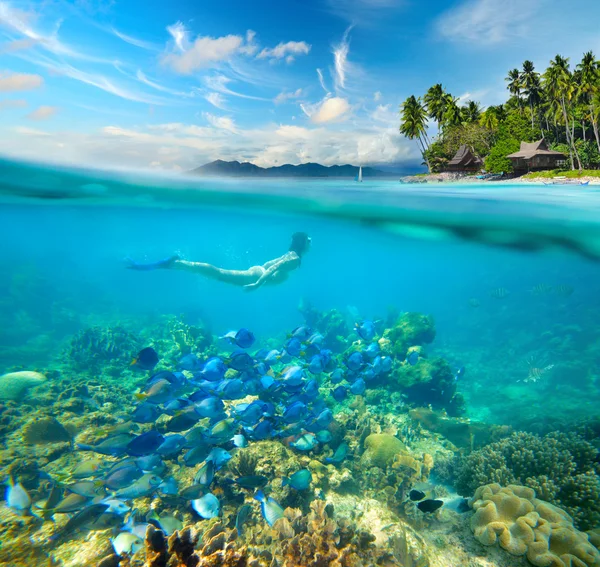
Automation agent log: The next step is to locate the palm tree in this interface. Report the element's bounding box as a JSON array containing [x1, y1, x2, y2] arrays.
[[543, 55, 581, 170], [480, 107, 499, 131], [462, 100, 482, 122], [424, 84, 447, 131], [400, 95, 431, 172], [506, 68, 522, 110], [443, 96, 463, 127], [521, 60, 542, 129], [577, 51, 600, 153]]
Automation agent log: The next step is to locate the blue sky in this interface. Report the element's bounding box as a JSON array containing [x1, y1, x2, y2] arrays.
[[1, 0, 599, 170]]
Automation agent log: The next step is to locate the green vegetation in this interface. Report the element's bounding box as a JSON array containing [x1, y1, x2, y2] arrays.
[[399, 52, 600, 174], [523, 169, 600, 179]]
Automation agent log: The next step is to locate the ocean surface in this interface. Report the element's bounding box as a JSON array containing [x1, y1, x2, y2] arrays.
[[1, 157, 599, 566]]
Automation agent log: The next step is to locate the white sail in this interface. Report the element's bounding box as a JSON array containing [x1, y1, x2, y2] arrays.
[[358, 166, 363, 182]]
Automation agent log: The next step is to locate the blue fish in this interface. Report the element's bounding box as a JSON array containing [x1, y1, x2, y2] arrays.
[[131, 347, 159, 371], [125, 430, 165, 457], [362, 366, 377, 381], [349, 378, 366, 395], [192, 493, 220, 519], [5, 477, 31, 515], [329, 369, 345, 384], [136, 454, 166, 474], [260, 375, 276, 391], [77, 433, 136, 456], [236, 504, 252, 536], [159, 476, 179, 496], [303, 379, 319, 400], [289, 326, 312, 340], [227, 351, 255, 372], [198, 357, 227, 382], [281, 365, 304, 386], [306, 332, 324, 346], [183, 445, 210, 467], [194, 396, 225, 419], [194, 460, 215, 486], [380, 356, 393, 373], [220, 328, 256, 349], [325, 441, 349, 464], [207, 448, 232, 469], [332, 385, 347, 402], [406, 351, 419, 366], [248, 419, 274, 440], [104, 465, 143, 490], [308, 354, 326, 374], [283, 401, 307, 424], [254, 490, 284, 527], [364, 342, 380, 359], [315, 408, 333, 429], [316, 430, 333, 443], [235, 401, 266, 425], [232, 434, 247, 448], [156, 434, 186, 457], [132, 403, 160, 424], [163, 398, 192, 415], [282, 469, 312, 491], [355, 321, 376, 341], [290, 433, 318, 451], [263, 349, 282, 364], [285, 337, 303, 357], [346, 351, 364, 372], [179, 353, 202, 371], [215, 378, 244, 400]]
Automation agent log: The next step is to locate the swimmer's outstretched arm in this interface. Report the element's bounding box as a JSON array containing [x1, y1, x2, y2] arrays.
[[125, 255, 180, 271], [243, 259, 286, 291]]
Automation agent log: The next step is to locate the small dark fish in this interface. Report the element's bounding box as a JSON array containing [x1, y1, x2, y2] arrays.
[[332, 385, 347, 402], [409, 489, 426, 501], [77, 433, 136, 456], [221, 328, 255, 349], [179, 353, 203, 371], [283, 401, 307, 424], [183, 445, 210, 467], [125, 430, 165, 457], [236, 503, 252, 536], [41, 482, 63, 520], [289, 325, 312, 340], [490, 287, 509, 299], [417, 499, 444, 513], [131, 347, 159, 371], [234, 475, 269, 489], [284, 337, 303, 357], [349, 379, 366, 395], [355, 320, 376, 341], [166, 407, 201, 432], [51, 503, 109, 541], [226, 351, 254, 372], [346, 351, 364, 372], [406, 350, 419, 366]]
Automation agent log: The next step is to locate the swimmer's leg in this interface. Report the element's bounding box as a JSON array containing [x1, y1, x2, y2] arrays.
[[170, 260, 262, 286]]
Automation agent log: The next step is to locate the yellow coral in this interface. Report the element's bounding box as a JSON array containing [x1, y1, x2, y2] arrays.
[[362, 434, 407, 468], [470, 483, 600, 567]]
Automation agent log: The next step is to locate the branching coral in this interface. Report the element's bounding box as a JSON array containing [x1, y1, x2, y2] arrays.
[[470, 483, 600, 567], [455, 431, 600, 530]]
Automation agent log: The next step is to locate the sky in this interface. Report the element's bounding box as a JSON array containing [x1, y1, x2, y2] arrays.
[[1, 0, 600, 171]]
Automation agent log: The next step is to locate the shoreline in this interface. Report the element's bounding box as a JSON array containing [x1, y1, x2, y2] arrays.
[[400, 172, 600, 185]]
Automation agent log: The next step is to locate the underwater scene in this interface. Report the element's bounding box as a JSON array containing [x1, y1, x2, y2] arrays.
[[1, 159, 600, 567]]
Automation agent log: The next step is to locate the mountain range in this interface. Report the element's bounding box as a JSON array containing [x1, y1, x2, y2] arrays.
[[189, 160, 396, 178]]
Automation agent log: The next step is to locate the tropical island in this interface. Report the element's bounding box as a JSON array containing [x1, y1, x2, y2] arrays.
[[399, 51, 600, 183]]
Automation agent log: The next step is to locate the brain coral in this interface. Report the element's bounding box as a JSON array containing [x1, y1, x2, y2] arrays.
[[470, 483, 600, 567], [455, 431, 600, 530], [0, 370, 46, 401], [362, 434, 407, 468]]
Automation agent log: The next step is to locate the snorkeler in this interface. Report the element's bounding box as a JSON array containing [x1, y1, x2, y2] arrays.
[[126, 232, 311, 292]]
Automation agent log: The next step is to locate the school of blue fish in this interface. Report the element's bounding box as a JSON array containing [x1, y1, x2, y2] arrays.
[[5, 320, 402, 553]]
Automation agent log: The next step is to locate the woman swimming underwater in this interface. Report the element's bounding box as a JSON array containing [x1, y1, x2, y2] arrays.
[[127, 232, 311, 291]]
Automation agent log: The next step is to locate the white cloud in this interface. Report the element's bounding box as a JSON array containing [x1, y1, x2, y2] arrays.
[[203, 74, 271, 101], [205, 92, 228, 110], [436, 0, 539, 44], [0, 98, 26, 110], [333, 26, 353, 90], [317, 68, 329, 94], [302, 96, 351, 124], [203, 112, 237, 133], [371, 103, 395, 123], [1, 38, 37, 53], [14, 125, 50, 136], [239, 30, 258, 56], [274, 88, 303, 104], [27, 105, 57, 120], [111, 27, 158, 51], [258, 41, 311, 62], [166, 21, 189, 52], [162, 33, 244, 74], [0, 71, 43, 91], [135, 70, 191, 97], [374, 91, 382, 101]]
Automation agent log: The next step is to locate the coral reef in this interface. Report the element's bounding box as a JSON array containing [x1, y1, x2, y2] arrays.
[[470, 483, 600, 567], [23, 416, 72, 444], [382, 313, 436, 359], [298, 301, 350, 352], [455, 431, 600, 530], [0, 370, 46, 400], [362, 434, 407, 468]]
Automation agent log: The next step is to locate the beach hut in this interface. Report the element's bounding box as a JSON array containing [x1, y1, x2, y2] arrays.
[[506, 140, 566, 173], [446, 145, 483, 173]]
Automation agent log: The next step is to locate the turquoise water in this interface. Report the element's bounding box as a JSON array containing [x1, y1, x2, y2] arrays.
[[1, 157, 599, 565]]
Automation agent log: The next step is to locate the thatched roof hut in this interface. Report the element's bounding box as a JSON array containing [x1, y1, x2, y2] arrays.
[[446, 145, 483, 172], [507, 140, 566, 172]]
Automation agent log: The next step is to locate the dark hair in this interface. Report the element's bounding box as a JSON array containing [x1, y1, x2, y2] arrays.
[[290, 232, 311, 257]]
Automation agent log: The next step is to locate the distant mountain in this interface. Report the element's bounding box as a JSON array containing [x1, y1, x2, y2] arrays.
[[190, 160, 396, 178]]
